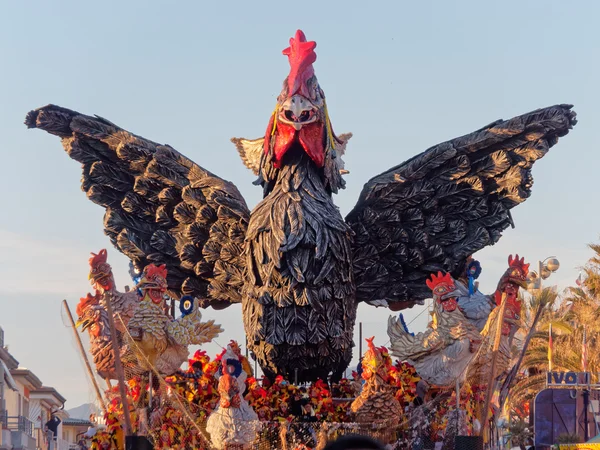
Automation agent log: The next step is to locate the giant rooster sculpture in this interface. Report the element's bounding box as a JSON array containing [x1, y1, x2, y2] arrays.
[[25, 30, 576, 382]]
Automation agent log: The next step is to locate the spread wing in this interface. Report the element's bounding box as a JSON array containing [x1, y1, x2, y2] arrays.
[[346, 104, 576, 310], [26, 105, 250, 307]]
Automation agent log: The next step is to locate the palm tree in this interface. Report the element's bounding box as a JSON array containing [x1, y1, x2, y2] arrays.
[[507, 242, 600, 415], [507, 287, 572, 412]]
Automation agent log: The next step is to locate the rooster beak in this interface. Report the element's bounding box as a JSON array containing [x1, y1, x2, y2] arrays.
[[76, 318, 91, 331]]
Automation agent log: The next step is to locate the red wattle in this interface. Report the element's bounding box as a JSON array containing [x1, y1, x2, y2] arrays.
[[272, 123, 296, 167], [299, 122, 325, 168]]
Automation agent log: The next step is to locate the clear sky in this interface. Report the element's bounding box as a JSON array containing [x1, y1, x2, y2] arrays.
[[1, 0, 598, 409]]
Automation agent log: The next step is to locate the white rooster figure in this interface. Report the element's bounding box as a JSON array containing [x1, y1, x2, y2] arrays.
[[388, 270, 490, 386]]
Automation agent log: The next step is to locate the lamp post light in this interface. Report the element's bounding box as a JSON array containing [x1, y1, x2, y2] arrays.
[[526, 257, 560, 293]]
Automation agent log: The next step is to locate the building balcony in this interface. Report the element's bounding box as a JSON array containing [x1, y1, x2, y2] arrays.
[[2, 415, 36, 450]]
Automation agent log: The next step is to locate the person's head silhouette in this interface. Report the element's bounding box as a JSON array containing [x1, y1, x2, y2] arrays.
[[322, 435, 386, 450]]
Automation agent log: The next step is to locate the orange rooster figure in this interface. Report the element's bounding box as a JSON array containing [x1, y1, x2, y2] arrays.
[[351, 337, 402, 427], [127, 264, 223, 375], [75, 292, 124, 387], [468, 254, 530, 383]]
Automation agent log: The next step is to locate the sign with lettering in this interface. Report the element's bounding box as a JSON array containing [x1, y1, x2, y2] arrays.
[[558, 445, 600, 449], [547, 371, 591, 386]]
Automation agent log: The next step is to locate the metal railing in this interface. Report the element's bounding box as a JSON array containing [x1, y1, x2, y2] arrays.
[[6, 414, 35, 437]]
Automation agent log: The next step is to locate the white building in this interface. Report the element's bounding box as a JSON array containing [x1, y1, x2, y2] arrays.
[[0, 326, 76, 450]]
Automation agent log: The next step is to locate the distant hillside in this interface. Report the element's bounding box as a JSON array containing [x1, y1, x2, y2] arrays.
[[66, 403, 101, 420]]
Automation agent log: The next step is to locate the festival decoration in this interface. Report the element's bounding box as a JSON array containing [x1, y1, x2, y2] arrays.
[[351, 337, 402, 426], [228, 340, 254, 378], [75, 291, 120, 385], [466, 259, 482, 296], [206, 344, 261, 449], [88, 249, 139, 333], [127, 264, 224, 375], [387, 270, 487, 386], [27, 30, 575, 384], [467, 254, 530, 383], [75, 250, 142, 386]]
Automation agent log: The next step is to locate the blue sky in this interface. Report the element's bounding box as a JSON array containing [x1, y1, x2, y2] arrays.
[[0, 1, 598, 408]]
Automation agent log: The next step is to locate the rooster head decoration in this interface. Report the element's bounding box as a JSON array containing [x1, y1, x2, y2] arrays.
[[426, 272, 459, 312], [500, 254, 529, 289], [137, 264, 168, 305], [495, 254, 529, 306], [233, 29, 350, 194], [88, 249, 114, 292], [361, 337, 388, 381], [228, 340, 242, 357], [75, 292, 102, 336], [495, 254, 529, 334]]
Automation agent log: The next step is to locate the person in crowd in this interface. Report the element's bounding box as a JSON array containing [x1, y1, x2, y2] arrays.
[[323, 435, 386, 450]]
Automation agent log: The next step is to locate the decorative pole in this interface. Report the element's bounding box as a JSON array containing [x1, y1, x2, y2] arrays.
[[62, 300, 107, 414], [480, 293, 508, 441], [583, 326, 590, 441], [359, 322, 363, 359], [102, 294, 133, 436], [498, 299, 547, 410]]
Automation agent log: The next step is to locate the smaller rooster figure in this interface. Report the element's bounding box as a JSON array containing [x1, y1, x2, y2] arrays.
[[76, 292, 125, 386], [127, 264, 223, 375], [88, 249, 139, 333], [388, 272, 484, 386], [351, 337, 402, 426], [206, 344, 260, 449], [468, 255, 530, 384]]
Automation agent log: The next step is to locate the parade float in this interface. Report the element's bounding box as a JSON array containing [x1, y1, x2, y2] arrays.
[[26, 29, 576, 448]]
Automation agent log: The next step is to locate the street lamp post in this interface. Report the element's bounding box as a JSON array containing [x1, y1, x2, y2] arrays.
[[526, 257, 560, 293], [521, 257, 560, 436]]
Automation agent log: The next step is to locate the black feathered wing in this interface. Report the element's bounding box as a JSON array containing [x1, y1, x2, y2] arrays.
[[346, 104, 576, 310], [26, 105, 249, 307]]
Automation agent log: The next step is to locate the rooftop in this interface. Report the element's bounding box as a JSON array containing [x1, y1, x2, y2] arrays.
[[10, 368, 43, 390], [0, 345, 19, 370], [62, 418, 92, 426], [30, 386, 67, 405]]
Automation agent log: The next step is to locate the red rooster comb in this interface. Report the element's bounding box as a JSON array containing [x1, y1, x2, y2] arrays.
[[283, 30, 317, 97], [76, 292, 99, 316], [89, 249, 108, 267], [508, 254, 530, 275], [426, 271, 455, 290], [143, 264, 167, 279], [366, 336, 376, 352]]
